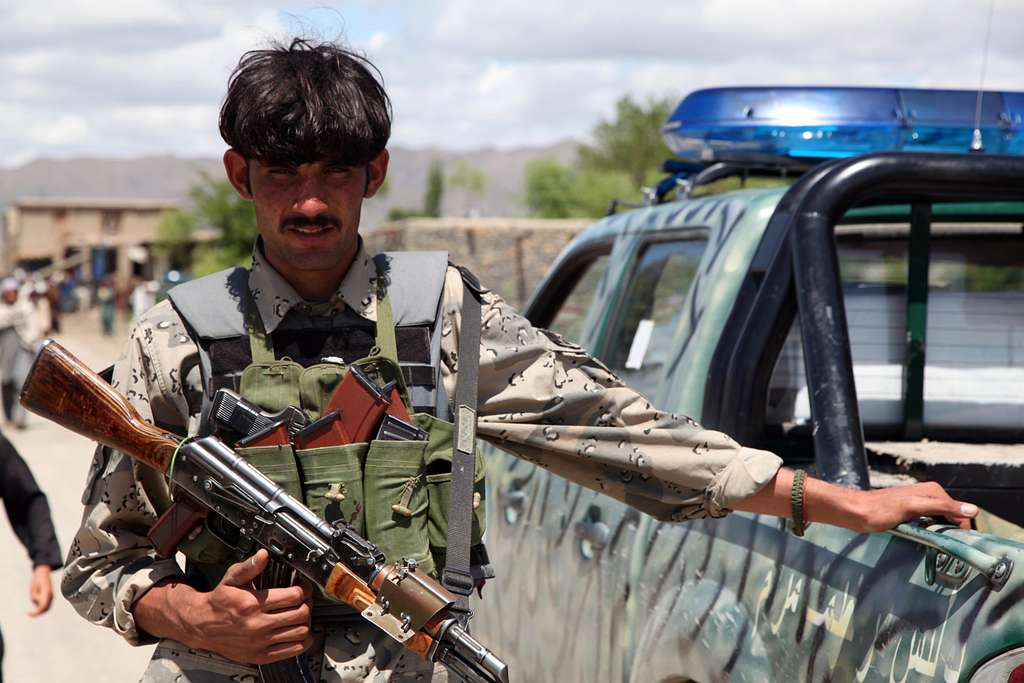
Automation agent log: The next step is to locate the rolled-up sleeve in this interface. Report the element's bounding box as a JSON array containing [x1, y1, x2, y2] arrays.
[[439, 268, 782, 521], [62, 301, 197, 645]]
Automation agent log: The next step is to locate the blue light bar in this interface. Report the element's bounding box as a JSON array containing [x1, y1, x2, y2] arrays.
[[663, 87, 1024, 161]]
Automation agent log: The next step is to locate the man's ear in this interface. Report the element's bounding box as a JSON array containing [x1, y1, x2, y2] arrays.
[[223, 149, 253, 199], [363, 149, 390, 198]]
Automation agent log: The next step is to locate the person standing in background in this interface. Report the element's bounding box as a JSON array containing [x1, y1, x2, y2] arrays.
[[96, 275, 117, 337], [0, 279, 40, 430], [30, 282, 54, 337], [129, 279, 159, 323], [0, 428, 61, 683], [57, 271, 76, 315], [45, 277, 61, 334]]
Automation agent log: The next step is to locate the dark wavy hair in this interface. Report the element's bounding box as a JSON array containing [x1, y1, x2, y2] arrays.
[[219, 38, 392, 167]]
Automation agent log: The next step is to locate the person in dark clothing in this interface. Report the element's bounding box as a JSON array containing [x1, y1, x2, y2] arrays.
[[0, 430, 61, 683]]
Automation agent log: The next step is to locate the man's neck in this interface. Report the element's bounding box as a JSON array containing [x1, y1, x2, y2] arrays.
[[261, 240, 359, 302]]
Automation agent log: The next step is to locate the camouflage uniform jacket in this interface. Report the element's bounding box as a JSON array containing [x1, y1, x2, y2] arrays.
[[63, 242, 782, 657]]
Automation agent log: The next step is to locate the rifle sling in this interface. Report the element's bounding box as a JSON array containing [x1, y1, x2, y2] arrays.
[[441, 270, 483, 605]]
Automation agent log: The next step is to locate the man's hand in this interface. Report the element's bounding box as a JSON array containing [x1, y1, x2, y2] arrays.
[[733, 468, 979, 533], [849, 481, 977, 532], [134, 549, 314, 665], [28, 564, 53, 617]]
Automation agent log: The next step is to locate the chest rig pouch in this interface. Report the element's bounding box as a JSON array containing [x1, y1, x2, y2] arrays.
[[166, 252, 487, 593]]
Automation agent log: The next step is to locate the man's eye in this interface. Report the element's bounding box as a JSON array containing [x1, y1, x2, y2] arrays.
[[326, 166, 352, 176], [268, 167, 295, 176]]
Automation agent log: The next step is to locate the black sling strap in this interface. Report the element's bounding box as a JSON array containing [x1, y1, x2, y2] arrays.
[[442, 268, 484, 607]]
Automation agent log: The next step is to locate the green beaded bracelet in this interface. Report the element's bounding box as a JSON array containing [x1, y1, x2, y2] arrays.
[[791, 469, 808, 537]]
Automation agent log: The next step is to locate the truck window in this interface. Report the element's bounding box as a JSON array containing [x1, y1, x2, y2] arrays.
[[605, 238, 707, 398], [542, 254, 610, 349], [766, 231, 1024, 438]]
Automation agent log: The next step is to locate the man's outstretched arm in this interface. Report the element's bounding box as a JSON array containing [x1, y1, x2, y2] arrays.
[[440, 269, 980, 532]]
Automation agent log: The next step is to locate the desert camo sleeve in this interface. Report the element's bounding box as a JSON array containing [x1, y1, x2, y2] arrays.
[[62, 300, 198, 645], [439, 267, 783, 521]]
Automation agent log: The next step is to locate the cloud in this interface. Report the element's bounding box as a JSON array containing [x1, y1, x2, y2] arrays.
[[1, 0, 1022, 166], [0, 3, 298, 164]]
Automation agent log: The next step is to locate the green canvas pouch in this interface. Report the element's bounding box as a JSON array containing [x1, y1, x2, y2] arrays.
[[362, 439, 433, 575], [417, 414, 487, 569], [294, 442, 367, 532], [298, 363, 346, 420], [235, 444, 303, 501], [239, 360, 304, 413], [294, 442, 368, 607]]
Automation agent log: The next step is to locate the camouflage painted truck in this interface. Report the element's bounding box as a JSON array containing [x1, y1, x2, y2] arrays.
[[473, 87, 1024, 682]]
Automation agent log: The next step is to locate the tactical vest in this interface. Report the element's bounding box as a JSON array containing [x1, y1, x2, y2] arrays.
[[166, 252, 487, 591]]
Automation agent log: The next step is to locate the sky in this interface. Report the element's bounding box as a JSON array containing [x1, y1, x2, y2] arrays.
[[1, 0, 1022, 168]]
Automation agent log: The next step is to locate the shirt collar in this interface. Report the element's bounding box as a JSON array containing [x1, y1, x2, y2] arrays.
[[248, 239, 379, 333]]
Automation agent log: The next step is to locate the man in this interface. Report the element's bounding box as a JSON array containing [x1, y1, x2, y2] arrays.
[[62, 39, 977, 682], [0, 429, 61, 682], [0, 278, 40, 429]]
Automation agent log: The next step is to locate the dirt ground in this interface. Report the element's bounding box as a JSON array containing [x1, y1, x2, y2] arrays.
[[0, 310, 155, 682]]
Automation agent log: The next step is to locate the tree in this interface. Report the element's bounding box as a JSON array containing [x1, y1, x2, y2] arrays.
[[578, 95, 674, 188], [423, 159, 444, 218], [385, 159, 448, 222], [387, 206, 427, 221], [572, 167, 636, 216], [524, 159, 576, 218], [448, 160, 488, 216], [523, 94, 674, 219], [155, 207, 197, 270], [155, 172, 257, 276], [524, 159, 633, 219]]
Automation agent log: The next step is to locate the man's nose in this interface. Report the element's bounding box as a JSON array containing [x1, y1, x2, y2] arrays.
[[292, 194, 330, 216], [292, 177, 330, 215]]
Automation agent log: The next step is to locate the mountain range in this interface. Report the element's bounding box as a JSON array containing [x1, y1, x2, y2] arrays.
[[0, 141, 580, 229]]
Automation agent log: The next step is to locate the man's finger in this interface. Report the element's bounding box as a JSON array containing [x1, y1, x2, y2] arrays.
[[260, 640, 312, 664], [958, 502, 979, 518], [29, 594, 48, 616], [28, 580, 51, 616], [268, 602, 312, 629], [267, 623, 312, 646], [222, 549, 269, 587], [262, 585, 310, 612], [907, 496, 978, 527]]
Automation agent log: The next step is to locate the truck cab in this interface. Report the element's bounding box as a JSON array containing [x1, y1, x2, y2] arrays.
[[474, 87, 1024, 682]]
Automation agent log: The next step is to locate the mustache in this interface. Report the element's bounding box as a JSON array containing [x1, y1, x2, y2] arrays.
[[280, 214, 342, 231]]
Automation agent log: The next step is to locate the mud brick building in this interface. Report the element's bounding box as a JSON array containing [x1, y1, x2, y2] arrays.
[[2, 196, 178, 283]]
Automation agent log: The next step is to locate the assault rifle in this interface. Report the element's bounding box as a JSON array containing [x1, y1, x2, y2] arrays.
[[20, 341, 508, 683]]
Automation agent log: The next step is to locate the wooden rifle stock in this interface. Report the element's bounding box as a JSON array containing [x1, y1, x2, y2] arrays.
[[20, 340, 179, 473]]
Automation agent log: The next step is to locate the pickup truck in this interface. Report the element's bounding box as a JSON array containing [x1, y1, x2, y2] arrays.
[[473, 87, 1024, 682]]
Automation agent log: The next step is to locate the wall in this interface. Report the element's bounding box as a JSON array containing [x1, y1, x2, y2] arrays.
[[364, 217, 591, 309]]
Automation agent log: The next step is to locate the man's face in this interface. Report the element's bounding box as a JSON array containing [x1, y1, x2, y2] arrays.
[[1, 290, 16, 305], [223, 149, 389, 289]]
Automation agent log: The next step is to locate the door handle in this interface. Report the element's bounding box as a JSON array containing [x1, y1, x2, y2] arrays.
[[574, 519, 610, 559], [500, 489, 528, 525]]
